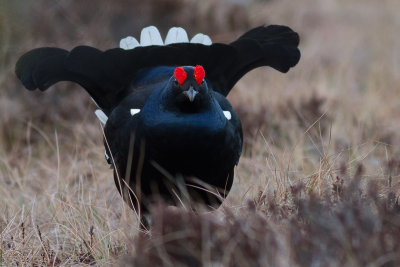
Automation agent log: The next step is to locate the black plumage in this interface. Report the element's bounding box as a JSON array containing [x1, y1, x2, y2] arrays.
[[15, 25, 300, 227]]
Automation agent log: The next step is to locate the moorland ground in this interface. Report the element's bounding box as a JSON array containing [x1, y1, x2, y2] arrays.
[[1, 0, 400, 265]]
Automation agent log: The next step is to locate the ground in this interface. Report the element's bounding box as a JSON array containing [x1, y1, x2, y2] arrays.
[[1, 0, 400, 266]]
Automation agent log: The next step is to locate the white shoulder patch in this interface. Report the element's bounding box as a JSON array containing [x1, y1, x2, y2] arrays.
[[120, 36, 140, 50], [140, 26, 164, 46], [130, 109, 141, 116], [165, 27, 189, 45], [223, 111, 232, 120], [119, 26, 212, 49], [105, 150, 110, 161], [95, 109, 108, 125], [190, 33, 212, 46]]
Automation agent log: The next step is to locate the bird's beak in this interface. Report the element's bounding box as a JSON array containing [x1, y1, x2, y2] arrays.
[[183, 86, 198, 102]]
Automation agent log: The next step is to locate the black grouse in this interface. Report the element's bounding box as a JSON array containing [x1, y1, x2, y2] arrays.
[[15, 25, 300, 227]]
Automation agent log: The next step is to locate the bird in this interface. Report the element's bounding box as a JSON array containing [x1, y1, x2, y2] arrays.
[[15, 25, 300, 228]]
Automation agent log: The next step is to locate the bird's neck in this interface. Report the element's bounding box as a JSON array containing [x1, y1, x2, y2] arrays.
[[160, 87, 213, 114], [141, 86, 226, 131]]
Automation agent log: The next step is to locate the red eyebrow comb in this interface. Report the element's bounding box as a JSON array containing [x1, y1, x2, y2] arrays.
[[194, 65, 205, 85], [174, 67, 187, 85]]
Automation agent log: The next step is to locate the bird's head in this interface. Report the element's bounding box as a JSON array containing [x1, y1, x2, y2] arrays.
[[167, 65, 209, 109]]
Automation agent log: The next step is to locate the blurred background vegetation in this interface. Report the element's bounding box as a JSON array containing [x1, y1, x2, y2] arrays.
[[1, 0, 400, 265]]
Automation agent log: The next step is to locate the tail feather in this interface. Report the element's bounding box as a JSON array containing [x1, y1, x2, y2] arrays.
[[222, 25, 300, 94], [15, 46, 121, 113], [15, 47, 69, 91], [15, 25, 300, 111]]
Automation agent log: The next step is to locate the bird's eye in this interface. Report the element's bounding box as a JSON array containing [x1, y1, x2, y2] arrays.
[[173, 79, 179, 86]]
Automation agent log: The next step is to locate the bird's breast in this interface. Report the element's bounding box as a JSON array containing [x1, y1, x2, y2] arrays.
[[138, 112, 236, 178], [140, 108, 227, 143], [137, 102, 235, 167]]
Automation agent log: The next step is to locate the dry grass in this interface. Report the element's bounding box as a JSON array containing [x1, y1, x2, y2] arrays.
[[1, 0, 400, 265]]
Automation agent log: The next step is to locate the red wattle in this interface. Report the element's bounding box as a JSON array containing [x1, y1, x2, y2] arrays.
[[194, 65, 205, 85], [174, 67, 187, 85]]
